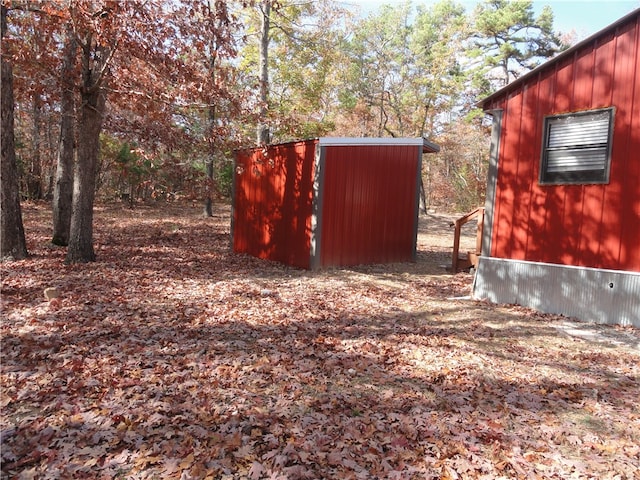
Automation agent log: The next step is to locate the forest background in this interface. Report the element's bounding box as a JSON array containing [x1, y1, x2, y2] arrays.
[[2, 0, 587, 262], [4, 4, 640, 477]]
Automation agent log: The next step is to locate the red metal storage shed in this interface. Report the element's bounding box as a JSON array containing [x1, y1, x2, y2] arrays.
[[473, 9, 640, 326], [232, 137, 439, 269]]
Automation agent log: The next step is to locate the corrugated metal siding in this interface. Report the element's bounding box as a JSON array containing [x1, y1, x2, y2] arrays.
[[318, 144, 420, 267], [485, 12, 640, 273], [232, 140, 316, 268], [473, 257, 640, 327]]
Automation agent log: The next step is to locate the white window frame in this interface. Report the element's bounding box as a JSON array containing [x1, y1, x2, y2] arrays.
[[540, 107, 615, 185]]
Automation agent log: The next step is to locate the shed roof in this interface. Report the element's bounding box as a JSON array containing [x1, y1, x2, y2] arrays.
[[479, 8, 640, 110], [237, 137, 441, 154], [318, 137, 440, 153]]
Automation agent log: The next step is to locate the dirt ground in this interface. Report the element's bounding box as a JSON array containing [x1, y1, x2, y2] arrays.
[[1, 201, 639, 479], [418, 210, 479, 271]]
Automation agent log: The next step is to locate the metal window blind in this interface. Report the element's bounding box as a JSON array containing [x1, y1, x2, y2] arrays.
[[546, 111, 610, 172]]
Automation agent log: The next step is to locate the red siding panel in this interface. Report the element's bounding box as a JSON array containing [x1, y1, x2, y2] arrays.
[[233, 139, 423, 269], [233, 140, 316, 268], [616, 18, 640, 271], [579, 185, 606, 267], [512, 82, 538, 260], [547, 57, 579, 265], [572, 45, 596, 111], [488, 11, 640, 272], [319, 144, 420, 267], [592, 32, 616, 105], [492, 89, 523, 259], [588, 30, 619, 267], [553, 55, 575, 112], [528, 69, 555, 262]]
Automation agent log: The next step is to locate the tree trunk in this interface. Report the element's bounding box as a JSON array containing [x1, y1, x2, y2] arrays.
[[27, 93, 43, 200], [66, 41, 109, 264], [44, 114, 56, 200], [66, 87, 106, 263], [257, 0, 270, 144], [204, 5, 217, 218], [52, 26, 77, 246], [1, 5, 28, 261], [204, 148, 214, 217]]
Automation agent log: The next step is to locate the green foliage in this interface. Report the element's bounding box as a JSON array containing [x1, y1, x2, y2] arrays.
[[337, 0, 470, 137], [216, 161, 234, 198], [116, 142, 149, 182], [236, 0, 353, 143], [98, 136, 154, 202], [469, 0, 566, 91], [423, 118, 490, 212], [8, 0, 572, 213]]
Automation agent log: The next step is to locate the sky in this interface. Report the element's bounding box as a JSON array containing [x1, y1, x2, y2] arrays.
[[349, 0, 640, 39], [533, 0, 639, 38]]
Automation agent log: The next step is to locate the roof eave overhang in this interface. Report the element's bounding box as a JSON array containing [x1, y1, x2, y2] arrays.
[[318, 137, 440, 153]]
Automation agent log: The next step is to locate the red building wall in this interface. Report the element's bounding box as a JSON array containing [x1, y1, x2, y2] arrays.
[[233, 139, 423, 269], [319, 143, 421, 267], [233, 140, 316, 269], [483, 12, 640, 272]]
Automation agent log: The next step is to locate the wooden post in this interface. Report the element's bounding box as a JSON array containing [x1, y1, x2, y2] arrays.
[[451, 207, 485, 273], [476, 208, 484, 255], [452, 220, 462, 272]]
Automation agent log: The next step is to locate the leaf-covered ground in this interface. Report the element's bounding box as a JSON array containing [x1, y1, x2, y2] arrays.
[[2, 202, 639, 480]]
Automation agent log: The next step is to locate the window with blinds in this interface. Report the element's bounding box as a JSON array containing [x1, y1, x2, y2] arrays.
[[540, 107, 614, 184]]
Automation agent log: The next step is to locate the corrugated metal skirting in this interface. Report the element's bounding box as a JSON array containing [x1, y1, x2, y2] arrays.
[[473, 257, 640, 327]]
